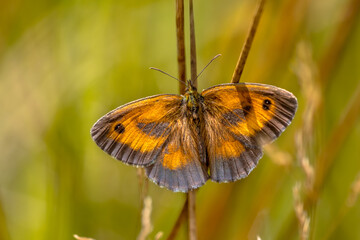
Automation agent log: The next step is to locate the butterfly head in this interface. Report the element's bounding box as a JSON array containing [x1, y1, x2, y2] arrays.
[[184, 78, 197, 92]]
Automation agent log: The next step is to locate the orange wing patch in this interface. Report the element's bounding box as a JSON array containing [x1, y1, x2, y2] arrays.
[[214, 139, 245, 159], [107, 120, 169, 153], [162, 142, 188, 170], [145, 116, 209, 192]]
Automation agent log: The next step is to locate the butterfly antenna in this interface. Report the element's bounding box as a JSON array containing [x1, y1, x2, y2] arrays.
[[149, 67, 186, 85], [192, 54, 221, 84]]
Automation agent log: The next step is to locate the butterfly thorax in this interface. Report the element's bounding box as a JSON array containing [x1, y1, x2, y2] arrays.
[[183, 80, 203, 120]]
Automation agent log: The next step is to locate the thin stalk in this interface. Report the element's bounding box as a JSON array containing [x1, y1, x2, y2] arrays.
[[231, 0, 265, 83], [167, 1, 191, 239], [188, 0, 198, 239], [176, 0, 187, 94], [166, 200, 188, 240], [189, 0, 197, 84], [187, 191, 197, 240]]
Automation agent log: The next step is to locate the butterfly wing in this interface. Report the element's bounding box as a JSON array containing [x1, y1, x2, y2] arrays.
[[145, 114, 209, 192], [91, 94, 208, 192], [201, 83, 297, 182]]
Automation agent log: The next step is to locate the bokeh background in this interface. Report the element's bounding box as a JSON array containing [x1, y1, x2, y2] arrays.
[[1, 0, 360, 239]]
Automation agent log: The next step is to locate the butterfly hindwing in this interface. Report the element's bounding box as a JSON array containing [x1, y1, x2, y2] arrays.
[[201, 82, 297, 182], [145, 113, 209, 192], [201, 108, 263, 182]]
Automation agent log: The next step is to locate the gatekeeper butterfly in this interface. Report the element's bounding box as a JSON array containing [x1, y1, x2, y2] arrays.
[[91, 75, 297, 192]]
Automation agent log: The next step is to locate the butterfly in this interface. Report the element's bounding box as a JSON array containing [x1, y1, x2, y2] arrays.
[[91, 78, 297, 192]]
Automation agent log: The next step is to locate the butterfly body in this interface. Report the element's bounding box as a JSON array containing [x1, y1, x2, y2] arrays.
[[91, 81, 297, 192]]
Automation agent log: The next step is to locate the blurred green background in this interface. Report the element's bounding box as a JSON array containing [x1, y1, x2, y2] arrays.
[[1, 0, 360, 239]]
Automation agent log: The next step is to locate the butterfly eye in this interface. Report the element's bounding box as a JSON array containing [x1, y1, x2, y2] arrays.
[[114, 123, 125, 133], [262, 99, 272, 110]]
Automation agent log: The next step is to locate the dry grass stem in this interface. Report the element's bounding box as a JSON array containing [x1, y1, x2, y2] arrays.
[[154, 231, 164, 240], [293, 183, 310, 240], [293, 41, 318, 191], [347, 173, 360, 207], [293, 41, 320, 137], [300, 156, 314, 191], [166, 199, 188, 240], [188, 1, 198, 239], [187, 190, 197, 240], [168, 1, 198, 239], [73, 234, 95, 240], [189, 0, 197, 85], [137, 196, 153, 240], [231, 0, 265, 83], [292, 41, 318, 239], [176, 0, 187, 94], [264, 144, 292, 167], [137, 168, 149, 210]]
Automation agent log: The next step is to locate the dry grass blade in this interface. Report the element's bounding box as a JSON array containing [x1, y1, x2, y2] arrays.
[[231, 0, 265, 83]]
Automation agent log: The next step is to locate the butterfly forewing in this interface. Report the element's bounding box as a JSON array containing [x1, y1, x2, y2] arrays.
[[91, 94, 182, 166], [201, 83, 297, 182]]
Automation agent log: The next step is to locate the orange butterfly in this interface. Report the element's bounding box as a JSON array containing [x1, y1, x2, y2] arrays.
[[91, 79, 297, 192]]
